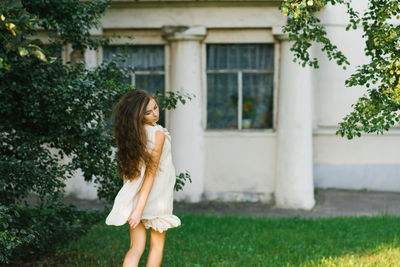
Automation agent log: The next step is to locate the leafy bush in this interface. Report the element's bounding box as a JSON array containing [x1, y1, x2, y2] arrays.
[[0, 0, 192, 263], [0, 202, 104, 264]]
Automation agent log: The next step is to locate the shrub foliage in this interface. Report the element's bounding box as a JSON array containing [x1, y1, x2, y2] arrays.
[[0, 0, 190, 263], [280, 0, 400, 139]]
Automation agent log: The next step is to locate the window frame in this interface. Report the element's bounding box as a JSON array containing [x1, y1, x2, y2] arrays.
[[204, 41, 277, 132]]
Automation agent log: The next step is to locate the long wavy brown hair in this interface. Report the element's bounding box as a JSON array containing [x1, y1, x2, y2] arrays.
[[113, 89, 156, 181]]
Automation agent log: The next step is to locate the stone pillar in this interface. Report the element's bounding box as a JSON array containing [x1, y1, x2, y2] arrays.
[[84, 26, 103, 69], [162, 26, 206, 202], [84, 49, 98, 69], [274, 28, 315, 209]]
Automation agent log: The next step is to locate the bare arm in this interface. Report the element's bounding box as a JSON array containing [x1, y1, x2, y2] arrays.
[[127, 130, 165, 228]]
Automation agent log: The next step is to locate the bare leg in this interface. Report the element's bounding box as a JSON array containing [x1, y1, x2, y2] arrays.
[[145, 228, 166, 267], [123, 221, 147, 267]]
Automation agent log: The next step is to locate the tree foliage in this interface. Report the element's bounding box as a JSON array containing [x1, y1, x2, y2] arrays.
[[1, 0, 115, 207], [280, 0, 400, 139], [1, 0, 192, 263]]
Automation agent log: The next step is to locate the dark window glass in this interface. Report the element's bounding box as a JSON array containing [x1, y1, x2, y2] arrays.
[[207, 44, 274, 70], [207, 44, 274, 129], [206, 44, 274, 130], [207, 73, 238, 129]]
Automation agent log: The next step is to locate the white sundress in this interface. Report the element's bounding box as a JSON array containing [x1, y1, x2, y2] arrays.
[[105, 123, 181, 233]]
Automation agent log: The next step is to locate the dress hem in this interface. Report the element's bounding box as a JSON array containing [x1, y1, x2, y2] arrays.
[[141, 214, 181, 233]]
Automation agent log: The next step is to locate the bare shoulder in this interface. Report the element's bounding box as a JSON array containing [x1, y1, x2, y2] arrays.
[[154, 130, 166, 145]]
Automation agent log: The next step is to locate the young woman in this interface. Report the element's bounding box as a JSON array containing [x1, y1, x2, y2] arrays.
[[105, 89, 181, 267]]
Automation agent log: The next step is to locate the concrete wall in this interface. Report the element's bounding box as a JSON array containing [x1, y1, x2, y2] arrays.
[[62, 0, 400, 202], [204, 132, 276, 203], [312, 1, 400, 192], [65, 1, 285, 201], [102, 4, 286, 29], [313, 132, 400, 191]]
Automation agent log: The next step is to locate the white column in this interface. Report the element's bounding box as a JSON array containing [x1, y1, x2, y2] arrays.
[[162, 26, 206, 203], [84, 49, 98, 69], [274, 29, 315, 209], [84, 26, 103, 69]]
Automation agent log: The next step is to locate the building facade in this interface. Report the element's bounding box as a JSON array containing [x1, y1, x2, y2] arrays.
[[63, 0, 400, 209]]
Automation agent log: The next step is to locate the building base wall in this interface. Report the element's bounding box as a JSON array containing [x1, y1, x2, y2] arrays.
[[314, 163, 400, 192]]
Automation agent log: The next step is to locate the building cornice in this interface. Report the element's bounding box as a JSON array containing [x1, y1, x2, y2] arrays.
[[162, 25, 206, 41], [109, 0, 282, 8]]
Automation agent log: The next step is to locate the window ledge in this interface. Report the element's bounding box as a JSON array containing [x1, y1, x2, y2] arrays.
[[313, 125, 400, 136], [204, 129, 276, 137]]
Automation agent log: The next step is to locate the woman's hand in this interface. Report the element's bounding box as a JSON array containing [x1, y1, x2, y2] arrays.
[[127, 209, 142, 229]]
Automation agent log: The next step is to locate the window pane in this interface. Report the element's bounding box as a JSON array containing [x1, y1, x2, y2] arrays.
[[207, 44, 274, 70], [135, 74, 164, 93], [135, 74, 165, 126], [103, 45, 166, 126], [242, 73, 274, 129], [132, 45, 164, 71], [207, 73, 238, 129], [41, 43, 63, 61], [102, 46, 133, 86], [50, 46, 63, 59], [103, 45, 134, 69], [103, 45, 164, 71]]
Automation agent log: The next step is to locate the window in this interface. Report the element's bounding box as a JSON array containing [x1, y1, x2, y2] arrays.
[[103, 45, 166, 126], [206, 44, 274, 130], [42, 43, 63, 61]]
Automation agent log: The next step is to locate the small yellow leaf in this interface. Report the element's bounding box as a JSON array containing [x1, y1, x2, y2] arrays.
[[1, 14, 5, 21], [18, 47, 29, 57], [5, 23, 16, 36]]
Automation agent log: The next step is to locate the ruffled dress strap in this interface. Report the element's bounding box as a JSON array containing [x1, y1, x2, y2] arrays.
[[145, 123, 170, 148], [156, 124, 171, 140]]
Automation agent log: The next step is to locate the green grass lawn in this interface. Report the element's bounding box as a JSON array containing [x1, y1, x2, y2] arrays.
[[30, 212, 400, 266]]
